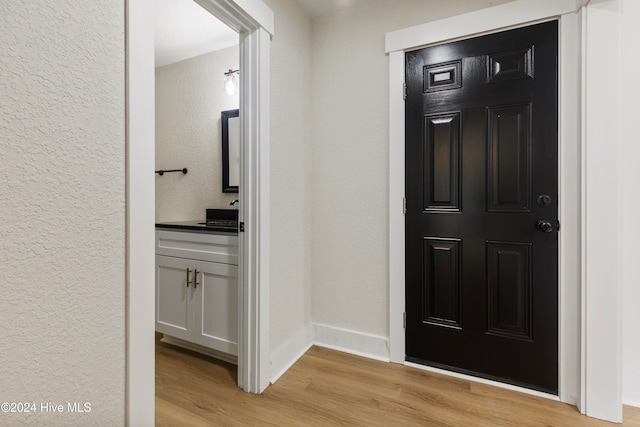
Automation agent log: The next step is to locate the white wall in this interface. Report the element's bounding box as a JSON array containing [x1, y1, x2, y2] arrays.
[[310, 0, 513, 337], [155, 46, 239, 222], [620, 0, 640, 408], [0, 1, 125, 425], [262, 0, 314, 374], [583, 1, 623, 419]]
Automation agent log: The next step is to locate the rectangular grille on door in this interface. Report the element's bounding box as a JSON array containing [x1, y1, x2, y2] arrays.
[[423, 61, 461, 92], [423, 113, 461, 211], [486, 241, 532, 341], [423, 238, 462, 329], [487, 104, 532, 213]]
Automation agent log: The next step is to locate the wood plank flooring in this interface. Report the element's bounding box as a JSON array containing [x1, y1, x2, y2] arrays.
[[156, 340, 640, 426]]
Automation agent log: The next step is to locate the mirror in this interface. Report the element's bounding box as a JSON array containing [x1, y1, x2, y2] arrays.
[[221, 109, 239, 193]]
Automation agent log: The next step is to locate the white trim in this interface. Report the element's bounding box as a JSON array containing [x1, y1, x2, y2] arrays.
[[313, 323, 390, 362], [558, 11, 582, 409], [270, 325, 314, 384], [256, 27, 272, 393], [405, 362, 562, 402], [387, 0, 588, 417], [388, 49, 406, 365], [232, 0, 274, 35], [384, 0, 576, 53], [127, 0, 273, 423], [236, 25, 272, 394], [195, 0, 274, 36], [126, 0, 156, 425], [579, 5, 588, 414]]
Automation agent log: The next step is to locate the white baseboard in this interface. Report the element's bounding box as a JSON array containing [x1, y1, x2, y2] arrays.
[[270, 324, 314, 384], [313, 323, 390, 362], [623, 400, 640, 409]]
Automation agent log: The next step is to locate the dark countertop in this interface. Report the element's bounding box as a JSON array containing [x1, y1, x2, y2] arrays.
[[155, 220, 238, 235]]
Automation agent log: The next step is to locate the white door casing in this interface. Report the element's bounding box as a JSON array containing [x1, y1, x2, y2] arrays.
[[387, 0, 622, 422], [126, 0, 273, 425]]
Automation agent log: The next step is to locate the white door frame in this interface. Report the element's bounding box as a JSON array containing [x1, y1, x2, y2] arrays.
[[126, 0, 273, 424], [387, 0, 622, 422]]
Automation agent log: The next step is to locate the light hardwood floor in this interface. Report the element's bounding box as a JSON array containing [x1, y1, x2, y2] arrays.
[[156, 339, 640, 426]]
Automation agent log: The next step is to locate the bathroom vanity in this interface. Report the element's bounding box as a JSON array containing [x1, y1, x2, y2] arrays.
[[155, 222, 239, 363]]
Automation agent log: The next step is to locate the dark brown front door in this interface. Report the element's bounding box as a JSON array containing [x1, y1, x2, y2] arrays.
[[405, 21, 558, 394]]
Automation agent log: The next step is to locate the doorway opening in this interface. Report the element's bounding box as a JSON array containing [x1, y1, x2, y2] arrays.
[[386, 1, 583, 411], [404, 21, 559, 394], [127, 0, 273, 422], [153, 0, 242, 395]]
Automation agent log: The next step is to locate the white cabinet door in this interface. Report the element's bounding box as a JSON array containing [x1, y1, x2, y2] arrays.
[[156, 255, 194, 341], [193, 260, 239, 355]]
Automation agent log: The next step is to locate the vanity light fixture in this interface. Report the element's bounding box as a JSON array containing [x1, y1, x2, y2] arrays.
[[224, 69, 239, 96]]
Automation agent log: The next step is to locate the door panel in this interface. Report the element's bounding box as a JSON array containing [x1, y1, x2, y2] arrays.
[[194, 260, 239, 355], [423, 238, 462, 329], [424, 113, 461, 211], [487, 104, 531, 212], [156, 255, 193, 341], [405, 21, 558, 394], [486, 241, 532, 341], [487, 46, 534, 83]]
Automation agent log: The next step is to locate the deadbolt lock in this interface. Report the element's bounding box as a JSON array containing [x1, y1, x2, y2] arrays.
[[537, 195, 552, 207]]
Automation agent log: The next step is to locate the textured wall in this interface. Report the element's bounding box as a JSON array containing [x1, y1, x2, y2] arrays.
[[155, 46, 239, 222], [0, 1, 125, 425], [310, 0, 514, 336], [263, 0, 313, 354]]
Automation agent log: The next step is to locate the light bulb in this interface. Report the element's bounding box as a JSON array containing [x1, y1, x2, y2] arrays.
[[224, 72, 238, 96]]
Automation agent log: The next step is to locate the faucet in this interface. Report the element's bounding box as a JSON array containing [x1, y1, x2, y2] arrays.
[[230, 200, 239, 206]]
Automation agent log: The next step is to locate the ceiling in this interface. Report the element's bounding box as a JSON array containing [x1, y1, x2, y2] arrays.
[[155, 0, 382, 67], [154, 0, 238, 67], [294, 0, 381, 19]]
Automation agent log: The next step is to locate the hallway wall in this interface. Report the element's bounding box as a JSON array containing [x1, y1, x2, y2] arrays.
[[0, 1, 126, 424], [310, 0, 513, 339], [263, 0, 314, 372]]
